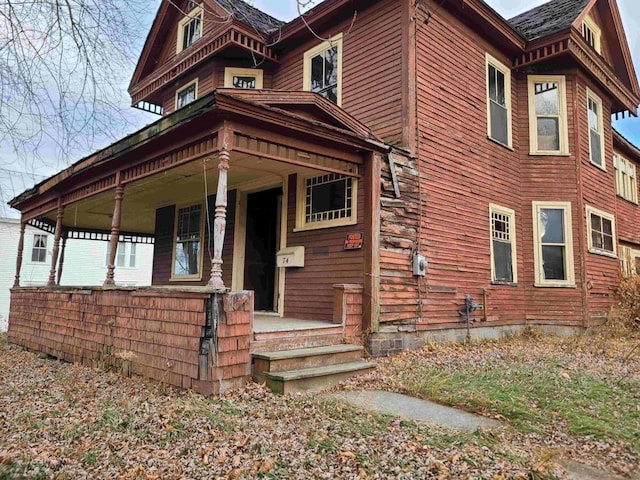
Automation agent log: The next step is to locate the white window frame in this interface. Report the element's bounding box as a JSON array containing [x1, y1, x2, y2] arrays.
[[619, 244, 640, 277], [528, 75, 569, 155], [295, 172, 357, 231], [303, 33, 343, 106], [532, 201, 575, 287], [176, 5, 203, 54], [224, 67, 264, 89], [104, 242, 138, 269], [171, 203, 205, 281], [586, 205, 617, 257], [582, 16, 602, 54], [614, 153, 638, 204], [586, 88, 605, 170], [489, 204, 517, 283], [485, 54, 512, 148], [31, 234, 48, 263], [175, 78, 198, 110]]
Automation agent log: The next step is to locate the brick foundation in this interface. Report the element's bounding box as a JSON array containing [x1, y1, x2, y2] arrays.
[[7, 287, 253, 395]]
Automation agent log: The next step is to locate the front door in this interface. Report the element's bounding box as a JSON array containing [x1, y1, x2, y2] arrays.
[[244, 188, 281, 311]]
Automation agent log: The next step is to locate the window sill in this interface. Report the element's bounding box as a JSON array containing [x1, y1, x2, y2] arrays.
[[491, 280, 518, 287], [587, 248, 617, 259], [487, 136, 514, 151], [534, 283, 576, 288], [589, 161, 606, 172], [293, 219, 357, 232], [529, 151, 571, 157], [616, 194, 638, 206]]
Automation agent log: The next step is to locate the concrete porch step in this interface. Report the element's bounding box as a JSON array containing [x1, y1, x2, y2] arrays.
[[253, 344, 365, 383], [265, 361, 375, 394]]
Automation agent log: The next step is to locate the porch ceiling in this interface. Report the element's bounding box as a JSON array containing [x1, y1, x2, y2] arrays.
[[41, 151, 329, 234]]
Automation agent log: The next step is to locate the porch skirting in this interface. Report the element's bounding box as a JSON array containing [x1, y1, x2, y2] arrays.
[[7, 287, 254, 396]]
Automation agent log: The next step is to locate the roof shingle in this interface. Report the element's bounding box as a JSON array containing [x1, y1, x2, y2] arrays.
[[508, 0, 590, 41], [216, 0, 284, 35]]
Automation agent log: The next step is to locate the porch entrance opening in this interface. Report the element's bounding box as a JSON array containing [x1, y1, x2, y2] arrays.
[[244, 187, 282, 311]]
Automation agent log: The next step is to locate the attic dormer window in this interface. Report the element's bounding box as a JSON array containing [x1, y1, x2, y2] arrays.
[[582, 16, 601, 54], [177, 5, 202, 54]]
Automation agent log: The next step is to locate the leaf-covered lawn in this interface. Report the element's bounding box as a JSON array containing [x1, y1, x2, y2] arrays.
[[1, 331, 638, 479]]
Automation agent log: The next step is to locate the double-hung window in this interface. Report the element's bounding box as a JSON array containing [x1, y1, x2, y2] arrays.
[[176, 79, 198, 109], [528, 76, 569, 155], [586, 206, 616, 257], [303, 34, 343, 105], [31, 234, 47, 263], [532, 202, 574, 286], [486, 54, 512, 147], [614, 153, 638, 203], [105, 242, 137, 268], [296, 172, 356, 230], [177, 5, 202, 53], [172, 204, 204, 279], [587, 89, 604, 169], [489, 204, 517, 283]]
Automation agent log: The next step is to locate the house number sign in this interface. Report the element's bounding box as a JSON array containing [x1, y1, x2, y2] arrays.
[[344, 232, 364, 250]]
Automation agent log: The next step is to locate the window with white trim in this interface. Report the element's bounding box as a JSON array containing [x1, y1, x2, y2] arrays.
[[303, 34, 343, 105], [172, 204, 203, 279], [31, 234, 47, 263], [224, 67, 263, 89], [486, 54, 512, 147], [105, 242, 138, 268], [296, 172, 356, 230], [489, 204, 517, 283], [620, 245, 640, 277], [582, 16, 602, 54], [532, 202, 574, 286], [176, 5, 202, 53], [528, 76, 569, 155], [586, 206, 616, 257], [614, 153, 638, 203], [176, 79, 198, 109], [587, 89, 604, 169]]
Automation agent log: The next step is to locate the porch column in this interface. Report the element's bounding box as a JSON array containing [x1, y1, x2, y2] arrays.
[[13, 219, 26, 287], [47, 200, 64, 286], [56, 233, 67, 286], [208, 130, 231, 288], [104, 181, 125, 286]]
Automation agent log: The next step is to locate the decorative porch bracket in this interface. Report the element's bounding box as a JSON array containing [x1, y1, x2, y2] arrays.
[[208, 127, 232, 289], [104, 179, 125, 286], [47, 200, 64, 287]]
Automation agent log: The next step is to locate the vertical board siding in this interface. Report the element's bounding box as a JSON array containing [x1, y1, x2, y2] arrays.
[[283, 174, 365, 321], [272, 0, 404, 145], [415, 4, 527, 328]]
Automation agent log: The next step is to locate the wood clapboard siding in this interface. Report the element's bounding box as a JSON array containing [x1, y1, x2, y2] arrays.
[[414, 3, 527, 328], [162, 61, 219, 115], [575, 78, 620, 319], [152, 191, 236, 287], [517, 72, 584, 325], [272, 0, 404, 146], [283, 174, 365, 321]]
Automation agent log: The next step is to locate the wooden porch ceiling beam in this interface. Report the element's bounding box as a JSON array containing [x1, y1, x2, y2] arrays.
[[232, 146, 362, 178]]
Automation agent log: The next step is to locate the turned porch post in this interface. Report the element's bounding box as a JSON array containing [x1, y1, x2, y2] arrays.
[[104, 179, 125, 286], [208, 129, 231, 288], [13, 218, 26, 287], [47, 200, 64, 286], [56, 233, 67, 286]]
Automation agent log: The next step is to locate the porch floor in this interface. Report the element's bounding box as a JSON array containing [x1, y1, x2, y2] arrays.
[[253, 314, 337, 333]]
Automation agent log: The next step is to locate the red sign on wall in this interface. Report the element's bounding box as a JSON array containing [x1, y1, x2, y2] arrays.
[[344, 232, 364, 250]]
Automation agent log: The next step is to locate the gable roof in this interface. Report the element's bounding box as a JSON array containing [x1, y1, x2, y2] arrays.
[[509, 0, 591, 41], [216, 0, 284, 35]]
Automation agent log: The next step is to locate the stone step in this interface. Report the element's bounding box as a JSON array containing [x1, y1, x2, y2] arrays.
[[253, 344, 365, 383], [265, 361, 375, 394]]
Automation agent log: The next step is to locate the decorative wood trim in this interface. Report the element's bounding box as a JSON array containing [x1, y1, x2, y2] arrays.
[[13, 219, 26, 288], [104, 181, 125, 286], [47, 199, 64, 287], [364, 152, 381, 333], [231, 190, 246, 291]]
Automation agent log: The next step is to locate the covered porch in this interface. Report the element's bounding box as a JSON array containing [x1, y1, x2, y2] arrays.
[[7, 89, 385, 392]]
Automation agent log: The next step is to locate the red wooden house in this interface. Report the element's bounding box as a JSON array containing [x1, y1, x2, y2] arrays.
[[7, 0, 640, 393]]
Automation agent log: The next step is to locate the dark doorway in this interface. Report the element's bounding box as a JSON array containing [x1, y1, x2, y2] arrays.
[[244, 188, 281, 311]]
